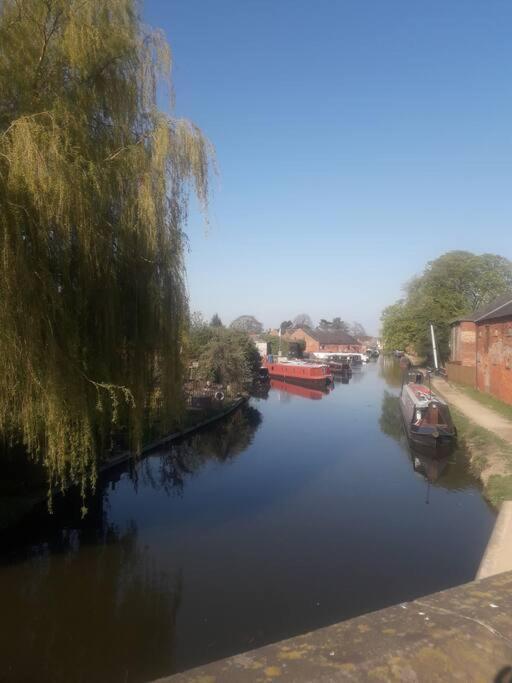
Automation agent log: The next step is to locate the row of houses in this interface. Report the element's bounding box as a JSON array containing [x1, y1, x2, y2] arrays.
[[449, 293, 512, 405], [257, 327, 381, 355], [285, 327, 363, 354]]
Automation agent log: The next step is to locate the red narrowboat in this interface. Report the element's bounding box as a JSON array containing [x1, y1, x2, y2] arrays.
[[264, 359, 333, 386]]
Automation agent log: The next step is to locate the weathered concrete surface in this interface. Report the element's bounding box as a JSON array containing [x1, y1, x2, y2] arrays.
[[155, 571, 512, 682], [478, 501, 512, 579]]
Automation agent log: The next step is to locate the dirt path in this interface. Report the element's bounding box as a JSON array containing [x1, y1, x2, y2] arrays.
[[431, 377, 512, 445]]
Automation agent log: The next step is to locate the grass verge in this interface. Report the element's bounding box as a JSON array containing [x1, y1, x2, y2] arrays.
[[451, 382, 512, 422], [451, 406, 512, 506]]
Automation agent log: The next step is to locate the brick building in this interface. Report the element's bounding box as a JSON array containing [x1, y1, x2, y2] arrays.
[[286, 327, 362, 354], [448, 293, 512, 405]]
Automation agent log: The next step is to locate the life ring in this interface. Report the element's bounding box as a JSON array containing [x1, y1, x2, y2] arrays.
[[214, 390, 225, 401]]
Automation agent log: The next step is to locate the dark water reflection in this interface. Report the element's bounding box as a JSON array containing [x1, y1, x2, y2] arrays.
[[0, 363, 495, 682]]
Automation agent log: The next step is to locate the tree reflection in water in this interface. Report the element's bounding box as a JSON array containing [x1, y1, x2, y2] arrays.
[[135, 405, 263, 496], [0, 405, 262, 683], [0, 517, 182, 683], [379, 356, 406, 388], [379, 390, 481, 492]]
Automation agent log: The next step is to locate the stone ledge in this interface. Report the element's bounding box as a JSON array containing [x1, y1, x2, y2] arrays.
[[154, 571, 512, 682]]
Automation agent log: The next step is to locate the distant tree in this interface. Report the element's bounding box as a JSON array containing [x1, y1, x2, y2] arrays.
[[332, 318, 351, 333], [293, 313, 313, 329], [381, 251, 512, 360], [210, 313, 223, 327], [350, 322, 367, 338], [319, 318, 350, 333], [280, 320, 293, 334], [190, 311, 206, 329], [230, 315, 263, 334], [319, 319, 333, 330]]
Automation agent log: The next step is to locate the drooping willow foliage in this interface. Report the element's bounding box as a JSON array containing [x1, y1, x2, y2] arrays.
[[0, 0, 212, 506]]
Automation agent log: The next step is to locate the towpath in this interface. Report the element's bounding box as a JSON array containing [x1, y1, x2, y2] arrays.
[[431, 376, 512, 445]]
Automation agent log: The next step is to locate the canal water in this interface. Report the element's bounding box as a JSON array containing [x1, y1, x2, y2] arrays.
[[0, 360, 496, 683]]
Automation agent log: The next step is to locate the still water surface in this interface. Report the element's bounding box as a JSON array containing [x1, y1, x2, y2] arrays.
[[0, 360, 496, 682]]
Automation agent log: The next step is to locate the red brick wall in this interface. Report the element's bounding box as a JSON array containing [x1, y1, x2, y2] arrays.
[[446, 362, 476, 388], [287, 329, 319, 354], [476, 319, 512, 405], [451, 321, 476, 366]]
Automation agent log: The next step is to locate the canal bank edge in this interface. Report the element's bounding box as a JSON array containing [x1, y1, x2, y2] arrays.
[[100, 395, 248, 472], [1, 396, 248, 530], [153, 570, 512, 683], [477, 501, 512, 579], [430, 376, 512, 506]]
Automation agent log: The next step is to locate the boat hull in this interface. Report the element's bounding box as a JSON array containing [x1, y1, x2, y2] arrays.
[[265, 360, 333, 385]]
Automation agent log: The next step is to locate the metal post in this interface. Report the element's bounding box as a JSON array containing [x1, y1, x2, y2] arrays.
[[430, 323, 439, 371]]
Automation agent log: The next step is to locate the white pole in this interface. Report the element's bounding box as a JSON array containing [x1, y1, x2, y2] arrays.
[[430, 323, 439, 370]]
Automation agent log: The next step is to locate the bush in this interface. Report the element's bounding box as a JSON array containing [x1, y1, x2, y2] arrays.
[[195, 329, 260, 395]]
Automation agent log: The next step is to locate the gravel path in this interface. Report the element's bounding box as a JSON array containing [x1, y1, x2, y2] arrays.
[[431, 377, 512, 444]]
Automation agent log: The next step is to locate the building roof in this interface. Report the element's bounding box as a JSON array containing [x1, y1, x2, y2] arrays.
[[473, 293, 512, 322], [298, 328, 359, 345], [452, 292, 512, 324]]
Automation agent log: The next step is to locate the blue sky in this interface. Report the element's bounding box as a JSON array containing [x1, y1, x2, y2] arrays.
[[144, 0, 512, 335]]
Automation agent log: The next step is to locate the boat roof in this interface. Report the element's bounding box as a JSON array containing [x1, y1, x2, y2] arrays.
[[279, 360, 326, 368], [404, 383, 447, 407]]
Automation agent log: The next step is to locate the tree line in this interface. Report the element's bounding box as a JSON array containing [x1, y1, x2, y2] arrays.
[[218, 313, 367, 338], [381, 251, 512, 361]]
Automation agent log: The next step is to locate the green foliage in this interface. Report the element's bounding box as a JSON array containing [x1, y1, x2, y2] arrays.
[[381, 251, 512, 361], [196, 329, 260, 394], [186, 314, 215, 360], [0, 0, 212, 503], [210, 313, 223, 327]]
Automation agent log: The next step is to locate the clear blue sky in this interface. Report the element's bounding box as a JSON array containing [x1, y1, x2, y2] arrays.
[[145, 0, 512, 335]]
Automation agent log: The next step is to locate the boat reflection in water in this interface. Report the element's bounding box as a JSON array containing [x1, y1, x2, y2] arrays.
[[379, 389, 477, 496], [270, 378, 332, 400], [410, 448, 453, 504], [410, 448, 450, 484]]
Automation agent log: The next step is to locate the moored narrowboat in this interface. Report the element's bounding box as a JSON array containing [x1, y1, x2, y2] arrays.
[[400, 375, 456, 454], [264, 358, 333, 386]]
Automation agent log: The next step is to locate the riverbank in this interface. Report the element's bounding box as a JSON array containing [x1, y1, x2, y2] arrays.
[[101, 394, 247, 471], [432, 377, 512, 506], [0, 395, 247, 530]]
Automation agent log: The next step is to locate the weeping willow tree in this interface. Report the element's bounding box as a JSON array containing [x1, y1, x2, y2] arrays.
[[0, 0, 212, 507]]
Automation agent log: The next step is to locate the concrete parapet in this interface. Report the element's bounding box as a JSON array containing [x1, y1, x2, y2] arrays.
[[478, 501, 512, 579], [155, 571, 512, 682]]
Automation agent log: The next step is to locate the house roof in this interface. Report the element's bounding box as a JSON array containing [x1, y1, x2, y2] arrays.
[[452, 292, 512, 324], [298, 328, 359, 345]]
